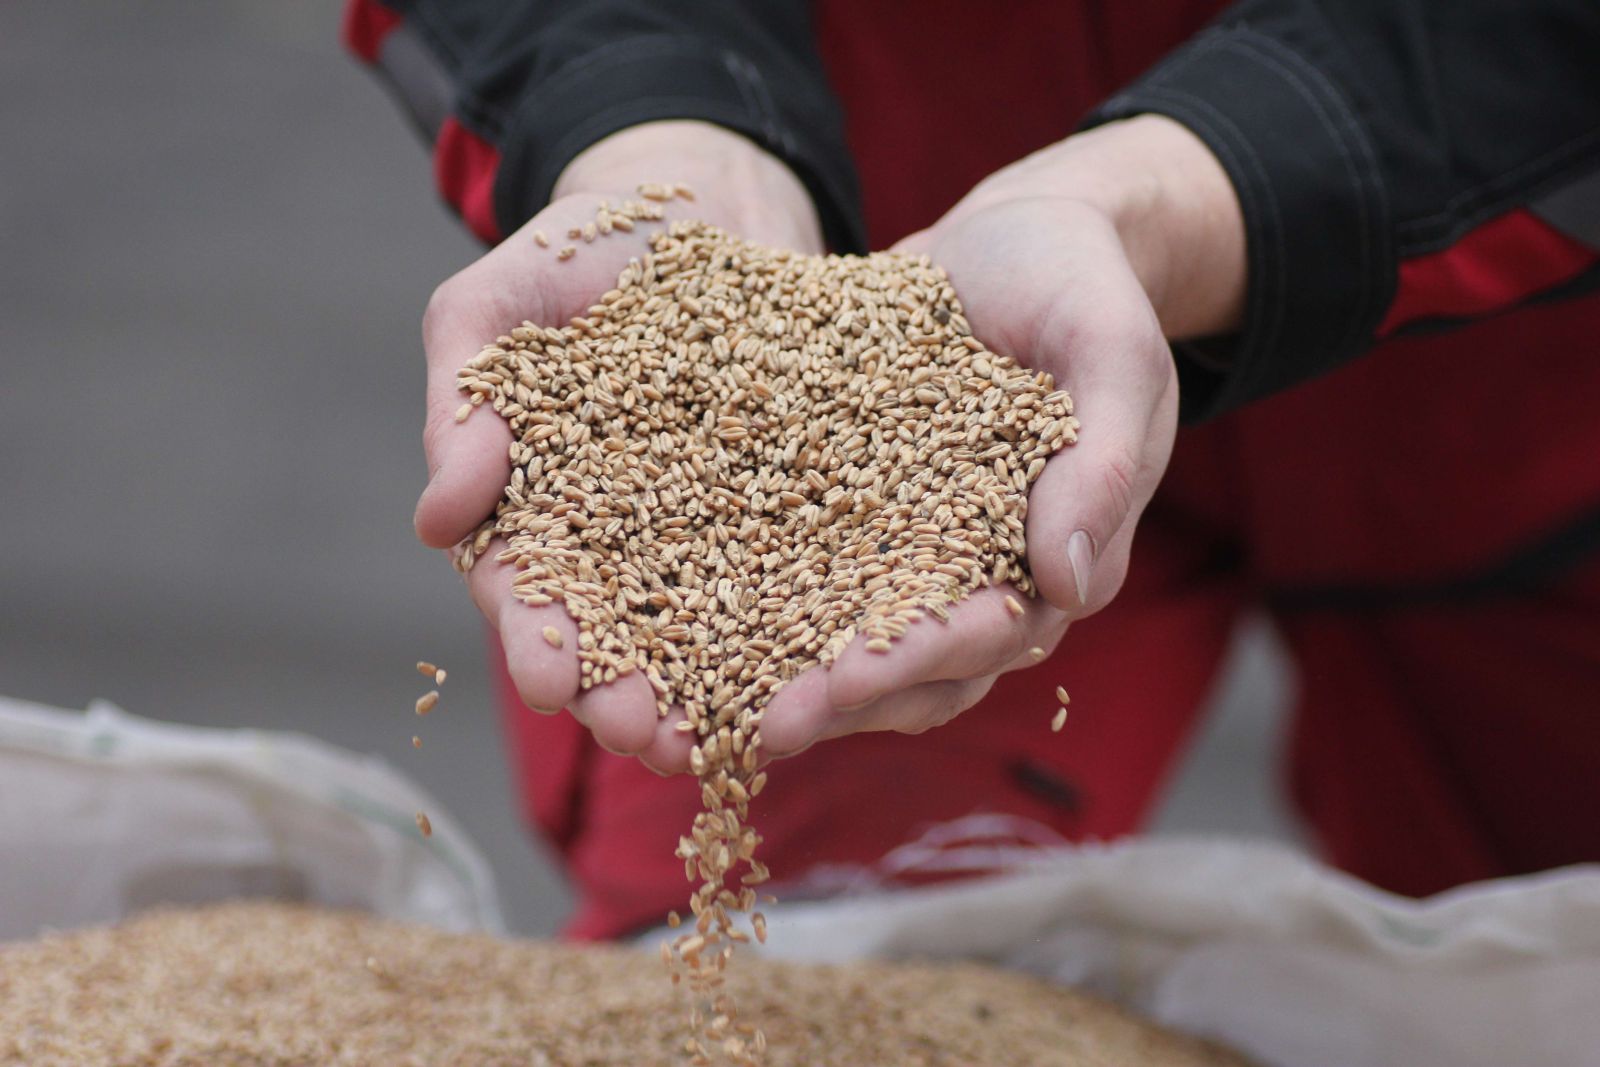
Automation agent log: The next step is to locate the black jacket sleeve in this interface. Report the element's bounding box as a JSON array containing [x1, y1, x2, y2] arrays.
[[342, 0, 865, 251], [1085, 1, 1600, 420]]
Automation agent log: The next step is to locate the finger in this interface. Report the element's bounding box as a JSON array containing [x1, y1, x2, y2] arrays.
[[999, 613, 1071, 673], [465, 540, 580, 714], [815, 675, 998, 744], [824, 585, 1046, 712], [751, 667, 836, 758], [1024, 342, 1177, 614], [466, 537, 669, 759], [416, 271, 520, 549], [637, 707, 699, 776], [569, 670, 660, 757]]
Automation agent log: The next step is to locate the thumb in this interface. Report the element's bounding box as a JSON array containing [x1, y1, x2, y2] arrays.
[[412, 198, 670, 548], [414, 274, 517, 549], [1021, 307, 1178, 616]]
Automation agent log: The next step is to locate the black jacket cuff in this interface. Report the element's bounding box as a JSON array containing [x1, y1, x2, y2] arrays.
[[1085, 25, 1393, 421], [493, 33, 866, 254]]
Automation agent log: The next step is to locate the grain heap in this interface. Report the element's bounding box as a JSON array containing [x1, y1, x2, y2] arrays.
[[454, 216, 1078, 1062], [0, 903, 1256, 1067]]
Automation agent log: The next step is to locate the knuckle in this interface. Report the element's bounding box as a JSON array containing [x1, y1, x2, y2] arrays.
[[1099, 445, 1141, 523], [419, 407, 454, 468], [906, 680, 985, 735], [422, 279, 454, 334], [422, 272, 472, 347], [987, 614, 1032, 675]]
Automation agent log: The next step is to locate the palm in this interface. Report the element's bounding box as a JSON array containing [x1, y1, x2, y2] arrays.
[[421, 191, 824, 769], [758, 197, 1179, 755]]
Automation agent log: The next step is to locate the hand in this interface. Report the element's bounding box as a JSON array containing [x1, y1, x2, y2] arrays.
[[757, 115, 1246, 756], [416, 121, 823, 770]]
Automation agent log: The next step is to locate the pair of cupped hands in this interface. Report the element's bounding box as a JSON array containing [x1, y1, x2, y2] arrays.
[[417, 117, 1244, 774]]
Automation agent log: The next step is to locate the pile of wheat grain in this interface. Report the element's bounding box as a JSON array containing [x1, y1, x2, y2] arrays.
[[454, 213, 1077, 1062], [0, 903, 1253, 1067]]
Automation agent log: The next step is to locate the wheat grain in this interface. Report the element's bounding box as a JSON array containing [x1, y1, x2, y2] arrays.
[[0, 904, 1255, 1067]]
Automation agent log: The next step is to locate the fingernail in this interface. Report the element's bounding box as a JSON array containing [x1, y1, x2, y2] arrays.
[[1067, 530, 1096, 606]]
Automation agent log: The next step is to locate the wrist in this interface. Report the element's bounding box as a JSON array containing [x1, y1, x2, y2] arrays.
[[553, 120, 824, 251], [1051, 116, 1247, 339]]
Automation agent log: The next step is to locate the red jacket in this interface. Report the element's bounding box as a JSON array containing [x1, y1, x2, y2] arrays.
[[347, 0, 1600, 938]]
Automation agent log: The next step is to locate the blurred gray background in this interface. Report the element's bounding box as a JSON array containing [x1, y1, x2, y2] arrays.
[[0, 1, 1298, 937]]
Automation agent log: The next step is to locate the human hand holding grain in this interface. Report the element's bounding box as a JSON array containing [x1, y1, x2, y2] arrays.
[[757, 115, 1246, 755], [416, 121, 823, 768]]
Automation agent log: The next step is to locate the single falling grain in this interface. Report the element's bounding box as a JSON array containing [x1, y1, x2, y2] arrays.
[[1052, 706, 1069, 732], [1056, 685, 1071, 705], [411, 735, 422, 749], [415, 811, 433, 837], [416, 661, 438, 678], [435, 668, 448, 685], [415, 691, 439, 716]]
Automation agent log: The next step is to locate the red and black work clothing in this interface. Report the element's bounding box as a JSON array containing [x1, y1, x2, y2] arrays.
[[347, 0, 1600, 939]]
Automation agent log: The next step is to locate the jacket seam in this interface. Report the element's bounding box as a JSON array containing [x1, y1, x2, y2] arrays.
[[1396, 129, 1600, 252]]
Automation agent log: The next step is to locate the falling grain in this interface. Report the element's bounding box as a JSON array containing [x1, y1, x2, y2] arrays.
[[415, 691, 439, 716]]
